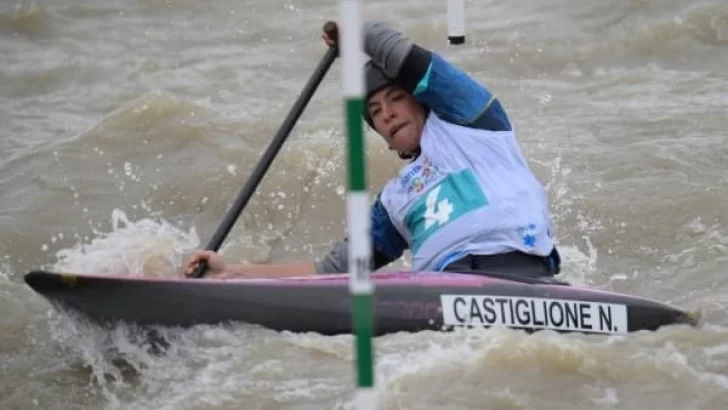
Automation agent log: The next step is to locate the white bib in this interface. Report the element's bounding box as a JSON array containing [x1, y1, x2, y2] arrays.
[[380, 112, 555, 271]]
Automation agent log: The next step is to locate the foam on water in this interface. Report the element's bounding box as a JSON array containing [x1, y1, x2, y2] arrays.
[[43, 311, 355, 410], [0, 258, 10, 282], [52, 209, 199, 277], [362, 326, 728, 409], [4, 1, 728, 409]]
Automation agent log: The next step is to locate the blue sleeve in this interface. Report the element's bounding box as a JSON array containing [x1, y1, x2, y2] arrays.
[[313, 194, 407, 274], [370, 194, 408, 266], [412, 53, 512, 132]]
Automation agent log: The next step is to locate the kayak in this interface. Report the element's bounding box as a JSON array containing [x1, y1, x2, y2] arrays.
[[22, 48, 699, 338], [24, 269, 698, 336]]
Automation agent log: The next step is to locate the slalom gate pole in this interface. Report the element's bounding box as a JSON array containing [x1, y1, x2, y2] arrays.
[[447, 0, 465, 45], [340, 1, 375, 409]]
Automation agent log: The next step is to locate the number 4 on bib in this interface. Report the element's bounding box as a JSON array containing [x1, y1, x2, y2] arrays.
[[424, 185, 454, 228], [404, 169, 489, 254]]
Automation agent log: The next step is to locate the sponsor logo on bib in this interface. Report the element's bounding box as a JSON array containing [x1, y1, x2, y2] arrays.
[[399, 156, 440, 195]]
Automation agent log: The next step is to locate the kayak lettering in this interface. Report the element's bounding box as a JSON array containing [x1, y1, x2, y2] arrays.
[[337, 299, 441, 320], [378, 300, 441, 320], [440, 295, 628, 334]]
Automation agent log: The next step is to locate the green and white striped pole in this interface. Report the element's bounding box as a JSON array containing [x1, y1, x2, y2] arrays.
[[340, 1, 375, 409]]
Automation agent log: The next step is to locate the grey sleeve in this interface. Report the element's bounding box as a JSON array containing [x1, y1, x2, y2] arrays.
[[363, 20, 414, 78], [314, 237, 401, 274], [314, 239, 349, 274]]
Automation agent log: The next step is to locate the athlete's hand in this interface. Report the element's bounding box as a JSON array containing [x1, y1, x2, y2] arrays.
[[183, 250, 227, 278], [322, 21, 338, 47]]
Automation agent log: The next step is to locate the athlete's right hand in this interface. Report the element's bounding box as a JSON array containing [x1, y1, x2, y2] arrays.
[[183, 250, 227, 278], [322, 21, 338, 47]]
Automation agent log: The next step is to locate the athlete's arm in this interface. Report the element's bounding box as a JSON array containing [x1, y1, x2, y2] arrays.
[[223, 262, 317, 278], [315, 194, 408, 274], [363, 20, 511, 131], [313, 238, 401, 274], [183, 250, 317, 279]]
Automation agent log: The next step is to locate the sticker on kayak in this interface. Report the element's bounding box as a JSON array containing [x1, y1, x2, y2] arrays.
[[440, 295, 628, 334]]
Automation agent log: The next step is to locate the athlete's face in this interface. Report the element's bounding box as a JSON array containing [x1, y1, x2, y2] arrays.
[[367, 85, 426, 156]]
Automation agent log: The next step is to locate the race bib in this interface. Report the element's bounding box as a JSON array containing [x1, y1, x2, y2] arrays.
[[404, 169, 488, 253]]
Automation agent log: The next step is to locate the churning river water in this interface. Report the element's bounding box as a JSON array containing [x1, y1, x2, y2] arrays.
[[2, 0, 728, 409]]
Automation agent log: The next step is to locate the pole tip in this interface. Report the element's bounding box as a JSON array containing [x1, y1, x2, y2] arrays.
[[448, 36, 465, 45]]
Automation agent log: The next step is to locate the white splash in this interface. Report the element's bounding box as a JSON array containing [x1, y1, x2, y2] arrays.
[[0, 258, 10, 281], [52, 209, 200, 277], [124, 161, 141, 182]]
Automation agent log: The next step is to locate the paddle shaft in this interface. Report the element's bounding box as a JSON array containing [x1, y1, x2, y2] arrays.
[[191, 45, 338, 278]]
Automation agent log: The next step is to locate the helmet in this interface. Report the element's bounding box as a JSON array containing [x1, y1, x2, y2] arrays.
[[362, 61, 421, 161], [362, 60, 394, 129]]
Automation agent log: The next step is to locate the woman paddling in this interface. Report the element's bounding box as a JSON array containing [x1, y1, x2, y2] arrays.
[[185, 20, 561, 280]]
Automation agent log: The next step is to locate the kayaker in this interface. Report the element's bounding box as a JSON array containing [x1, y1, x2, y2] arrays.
[[184, 20, 561, 280]]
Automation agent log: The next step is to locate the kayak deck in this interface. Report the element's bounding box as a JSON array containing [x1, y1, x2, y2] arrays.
[[24, 270, 698, 336]]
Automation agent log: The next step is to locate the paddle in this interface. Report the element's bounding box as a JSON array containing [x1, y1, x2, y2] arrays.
[[190, 44, 338, 278]]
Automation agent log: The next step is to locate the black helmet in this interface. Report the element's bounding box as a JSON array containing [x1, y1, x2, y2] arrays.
[[363, 60, 394, 129]]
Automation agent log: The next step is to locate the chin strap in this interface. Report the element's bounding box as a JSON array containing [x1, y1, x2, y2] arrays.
[[396, 147, 421, 161]]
